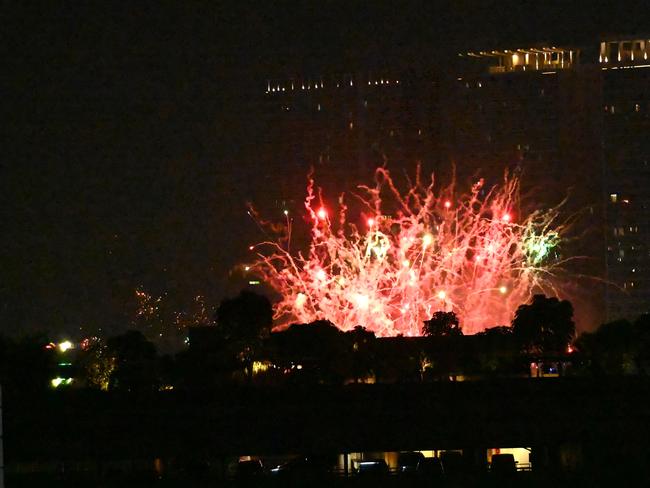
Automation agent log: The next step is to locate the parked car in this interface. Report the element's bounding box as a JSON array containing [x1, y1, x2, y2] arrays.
[[490, 453, 517, 475], [357, 460, 389, 477], [398, 451, 425, 473], [236, 459, 265, 479], [417, 457, 444, 478], [440, 451, 464, 475]]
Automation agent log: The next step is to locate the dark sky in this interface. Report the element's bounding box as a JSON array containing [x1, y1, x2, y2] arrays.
[[3, 1, 648, 338]]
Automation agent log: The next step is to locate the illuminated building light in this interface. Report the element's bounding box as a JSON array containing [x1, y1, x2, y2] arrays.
[[296, 364, 303, 370], [252, 361, 271, 375], [58, 341, 73, 353], [50, 377, 73, 388]]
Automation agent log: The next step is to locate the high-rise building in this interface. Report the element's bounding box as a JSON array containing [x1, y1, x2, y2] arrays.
[[599, 37, 650, 321]]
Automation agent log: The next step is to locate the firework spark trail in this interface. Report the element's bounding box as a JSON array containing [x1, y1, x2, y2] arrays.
[[251, 166, 569, 336]]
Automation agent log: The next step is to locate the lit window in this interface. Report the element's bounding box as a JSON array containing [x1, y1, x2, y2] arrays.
[[610, 193, 618, 203]]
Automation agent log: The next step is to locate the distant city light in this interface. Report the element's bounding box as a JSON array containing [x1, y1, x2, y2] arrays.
[[58, 341, 73, 353], [50, 377, 73, 388]]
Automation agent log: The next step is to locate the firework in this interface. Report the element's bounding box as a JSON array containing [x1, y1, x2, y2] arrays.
[[251, 167, 569, 336]]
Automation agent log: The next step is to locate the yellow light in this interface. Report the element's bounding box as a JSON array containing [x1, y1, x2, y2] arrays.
[[355, 293, 369, 310], [58, 341, 73, 353], [252, 361, 270, 374], [437, 290, 446, 300], [499, 286, 508, 294], [244, 266, 250, 271], [51, 377, 63, 388], [295, 293, 307, 308], [422, 233, 434, 247]]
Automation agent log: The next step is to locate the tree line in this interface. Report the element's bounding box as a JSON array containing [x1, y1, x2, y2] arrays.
[[2, 291, 650, 393]]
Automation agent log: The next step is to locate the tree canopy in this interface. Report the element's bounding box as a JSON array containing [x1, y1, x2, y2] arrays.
[[215, 290, 273, 343], [512, 295, 575, 354], [422, 311, 463, 337]]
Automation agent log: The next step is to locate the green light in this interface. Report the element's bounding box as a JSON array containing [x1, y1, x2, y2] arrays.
[[524, 230, 559, 265], [58, 362, 72, 366]]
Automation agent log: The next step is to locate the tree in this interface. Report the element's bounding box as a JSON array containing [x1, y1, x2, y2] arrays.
[[106, 330, 158, 391], [214, 290, 273, 379], [80, 341, 116, 391], [576, 318, 640, 375], [422, 311, 463, 337], [215, 290, 273, 342], [512, 295, 575, 354], [271, 320, 346, 383]]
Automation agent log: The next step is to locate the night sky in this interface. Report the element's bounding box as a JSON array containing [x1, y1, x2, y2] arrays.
[[3, 1, 648, 338]]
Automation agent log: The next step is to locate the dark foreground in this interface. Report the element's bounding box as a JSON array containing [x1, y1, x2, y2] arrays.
[[5, 378, 650, 486]]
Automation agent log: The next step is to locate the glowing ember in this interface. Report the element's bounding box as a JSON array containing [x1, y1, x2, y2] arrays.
[[251, 166, 569, 336]]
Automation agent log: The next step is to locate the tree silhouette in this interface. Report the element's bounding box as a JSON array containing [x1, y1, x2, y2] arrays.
[[215, 290, 273, 343], [422, 311, 463, 337], [214, 290, 273, 379], [106, 330, 158, 391], [512, 295, 575, 354]]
